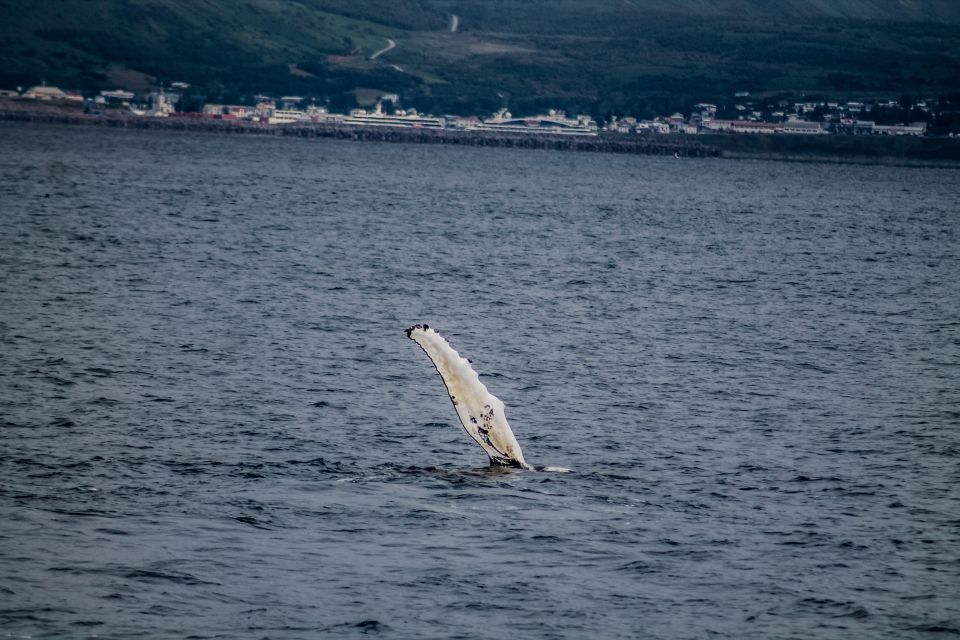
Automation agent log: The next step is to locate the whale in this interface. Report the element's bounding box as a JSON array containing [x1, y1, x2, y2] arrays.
[[406, 324, 533, 469]]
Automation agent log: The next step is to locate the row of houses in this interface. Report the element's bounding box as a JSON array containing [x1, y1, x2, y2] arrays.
[[5, 84, 179, 117], [2, 84, 931, 137], [697, 117, 926, 136], [606, 114, 829, 136], [606, 112, 926, 137], [734, 98, 931, 120]]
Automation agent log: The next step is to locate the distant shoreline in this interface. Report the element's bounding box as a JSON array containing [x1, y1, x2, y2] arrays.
[[0, 104, 718, 159], [3, 100, 960, 167]]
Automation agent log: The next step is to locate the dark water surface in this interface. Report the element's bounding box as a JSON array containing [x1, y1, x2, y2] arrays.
[[1, 122, 958, 639]]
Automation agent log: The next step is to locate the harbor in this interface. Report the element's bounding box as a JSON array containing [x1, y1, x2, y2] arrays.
[[0, 99, 720, 158]]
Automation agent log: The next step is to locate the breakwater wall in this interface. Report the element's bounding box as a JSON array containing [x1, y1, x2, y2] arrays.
[[0, 107, 720, 158]]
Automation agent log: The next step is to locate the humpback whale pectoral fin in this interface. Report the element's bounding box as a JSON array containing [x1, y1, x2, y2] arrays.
[[406, 324, 532, 470]]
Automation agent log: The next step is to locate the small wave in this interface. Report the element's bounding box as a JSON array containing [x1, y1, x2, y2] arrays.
[[907, 623, 960, 634], [318, 620, 391, 635], [789, 597, 871, 619], [84, 367, 115, 377], [88, 396, 120, 406], [233, 515, 275, 530], [618, 560, 656, 573], [41, 375, 75, 386]]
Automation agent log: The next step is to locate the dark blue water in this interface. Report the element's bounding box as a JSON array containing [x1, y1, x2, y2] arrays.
[[1, 122, 958, 639]]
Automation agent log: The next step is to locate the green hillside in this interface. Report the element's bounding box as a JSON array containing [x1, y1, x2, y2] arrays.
[[2, 0, 959, 117]]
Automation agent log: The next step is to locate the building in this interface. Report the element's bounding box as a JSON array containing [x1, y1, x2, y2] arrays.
[[667, 113, 685, 130], [254, 98, 276, 116], [23, 85, 69, 100], [874, 123, 927, 136], [305, 106, 329, 121], [782, 119, 824, 135], [226, 105, 254, 118], [130, 90, 176, 117], [701, 119, 781, 134], [268, 109, 309, 124], [636, 120, 670, 134], [606, 116, 636, 134], [149, 91, 175, 116]]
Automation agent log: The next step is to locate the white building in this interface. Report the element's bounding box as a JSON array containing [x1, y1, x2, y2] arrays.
[[701, 119, 780, 134], [268, 109, 309, 124], [782, 119, 824, 135], [24, 85, 68, 100], [226, 105, 254, 118], [636, 121, 670, 134], [874, 123, 927, 136]]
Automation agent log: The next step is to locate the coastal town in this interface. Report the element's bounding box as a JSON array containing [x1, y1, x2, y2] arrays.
[[2, 82, 944, 139]]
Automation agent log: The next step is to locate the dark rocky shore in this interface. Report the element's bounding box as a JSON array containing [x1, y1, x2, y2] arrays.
[[0, 100, 718, 158]]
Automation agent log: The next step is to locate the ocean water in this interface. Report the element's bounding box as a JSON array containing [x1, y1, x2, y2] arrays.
[[1, 122, 958, 639]]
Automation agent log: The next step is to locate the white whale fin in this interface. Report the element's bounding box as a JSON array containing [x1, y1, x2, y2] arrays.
[[406, 324, 532, 469]]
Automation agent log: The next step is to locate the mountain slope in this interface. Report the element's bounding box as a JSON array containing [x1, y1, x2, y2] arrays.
[[2, 0, 959, 117]]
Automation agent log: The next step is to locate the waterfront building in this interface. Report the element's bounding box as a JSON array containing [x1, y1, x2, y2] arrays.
[[701, 119, 780, 134], [636, 120, 670, 134], [24, 85, 69, 100], [268, 109, 309, 124], [874, 123, 927, 136], [226, 105, 254, 118], [782, 119, 825, 135]]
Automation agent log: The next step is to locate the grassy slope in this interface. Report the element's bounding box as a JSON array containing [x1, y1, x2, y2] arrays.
[[396, 3, 960, 117], [1, 0, 959, 116], [0, 0, 396, 91]]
